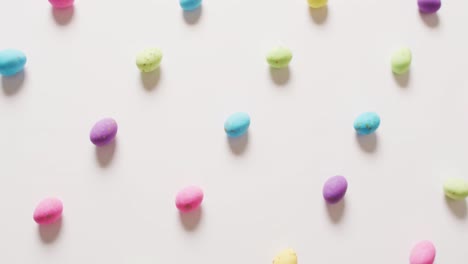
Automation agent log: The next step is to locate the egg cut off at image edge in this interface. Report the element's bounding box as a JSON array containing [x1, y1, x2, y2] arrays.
[[323, 175, 348, 204], [49, 0, 74, 9], [273, 249, 297, 264], [175, 186, 204, 213], [410, 240, 436, 264], [353, 112, 380, 135], [307, 0, 327, 8], [136, 48, 163, 73], [0, 49, 27, 77], [224, 112, 250, 137], [33, 197, 63, 225], [443, 177, 468, 200], [180, 0, 202, 11], [418, 0, 441, 13], [89, 118, 118, 146]]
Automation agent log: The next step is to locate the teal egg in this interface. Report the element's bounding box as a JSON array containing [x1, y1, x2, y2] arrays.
[[354, 112, 380, 135], [180, 0, 202, 11], [0, 49, 27, 76], [224, 112, 250, 137]]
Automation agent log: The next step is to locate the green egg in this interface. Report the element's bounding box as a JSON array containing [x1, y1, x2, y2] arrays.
[[266, 46, 292, 69], [136, 48, 163, 73], [443, 177, 468, 200], [391, 47, 412, 75]]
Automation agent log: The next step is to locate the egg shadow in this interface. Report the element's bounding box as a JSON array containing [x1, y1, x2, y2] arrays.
[[95, 139, 117, 168], [2, 70, 25, 96], [183, 6, 202, 25], [325, 199, 346, 224], [393, 71, 410, 88], [38, 217, 63, 244], [179, 207, 203, 231], [308, 6, 328, 24], [140, 68, 161, 91], [227, 132, 249, 156], [269, 67, 290, 86], [445, 196, 467, 219], [419, 12, 439, 28], [356, 133, 378, 153], [51, 6, 74, 26]]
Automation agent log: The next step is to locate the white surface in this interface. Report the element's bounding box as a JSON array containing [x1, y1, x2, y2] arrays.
[[0, 0, 467, 263]]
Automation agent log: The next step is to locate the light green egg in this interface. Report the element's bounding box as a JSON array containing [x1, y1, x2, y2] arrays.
[[136, 48, 163, 73], [443, 177, 468, 200], [266, 47, 292, 69], [391, 47, 412, 75]]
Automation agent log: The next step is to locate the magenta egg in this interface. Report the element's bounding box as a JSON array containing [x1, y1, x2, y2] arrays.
[[33, 197, 63, 225], [410, 240, 436, 264], [49, 0, 74, 8], [175, 186, 204, 213]]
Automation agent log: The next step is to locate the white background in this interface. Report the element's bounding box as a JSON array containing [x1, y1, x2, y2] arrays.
[[0, 0, 467, 263]]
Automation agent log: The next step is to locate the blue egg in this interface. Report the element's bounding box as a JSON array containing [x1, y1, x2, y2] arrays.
[[224, 112, 250, 137], [0, 49, 27, 76], [353, 112, 380, 135], [180, 0, 202, 11]]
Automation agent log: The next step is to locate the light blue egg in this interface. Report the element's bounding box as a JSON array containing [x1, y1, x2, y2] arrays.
[[354, 112, 380, 135], [180, 0, 202, 11], [0, 49, 27, 76], [224, 112, 250, 137]]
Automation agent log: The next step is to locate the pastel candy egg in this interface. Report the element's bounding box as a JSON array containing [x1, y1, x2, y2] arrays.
[[224, 112, 250, 137], [33, 198, 63, 225], [273, 249, 297, 264], [89, 118, 118, 146], [49, 0, 74, 8], [180, 0, 202, 11], [410, 240, 436, 264], [323, 175, 348, 204], [0, 49, 27, 76], [266, 47, 292, 69], [307, 0, 327, 8], [136, 48, 163, 73], [391, 48, 412, 75], [175, 186, 204, 213], [354, 112, 380, 135], [418, 0, 441, 13], [443, 177, 468, 200]]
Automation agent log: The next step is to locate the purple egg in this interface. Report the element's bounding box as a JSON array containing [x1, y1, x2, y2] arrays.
[[418, 0, 441, 13], [89, 118, 118, 146], [323, 176, 348, 204]]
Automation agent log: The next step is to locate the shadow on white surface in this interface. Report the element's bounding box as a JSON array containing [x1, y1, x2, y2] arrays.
[[183, 7, 202, 25], [2, 71, 25, 96], [356, 133, 378, 153], [308, 6, 328, 25], [179, 207, 202, 231], [140, 68, 161, 91], [445, 196, 467, 219], [38, 217, 62, 244], [51, 6, 74, 26], [326, 199, 345, 223], [227, 132, 249, 156], [419, 12, 439, 28], [393, 71, 410, 88], [95, 140, 117, 168], [269, 67, 290, 86]]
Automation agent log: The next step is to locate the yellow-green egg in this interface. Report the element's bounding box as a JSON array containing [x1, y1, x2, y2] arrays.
[[444, 177, 468, 200], [273, 249, 297, 264], [307, 0, 327, 8], [391, 47, 412, 75], [136, 48, 163, 73], [266, 47, 292, 69]]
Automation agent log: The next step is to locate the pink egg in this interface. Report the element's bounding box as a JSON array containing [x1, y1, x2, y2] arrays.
[[410, 240, 436, 264], [49, 0, 74, 9], [175, 186, 204, 213], [33, 197, 63, 225]]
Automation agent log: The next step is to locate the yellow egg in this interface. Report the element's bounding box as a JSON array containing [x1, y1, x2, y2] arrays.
[[273, 249, 297, 264], [307, 0, 327, 8]]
